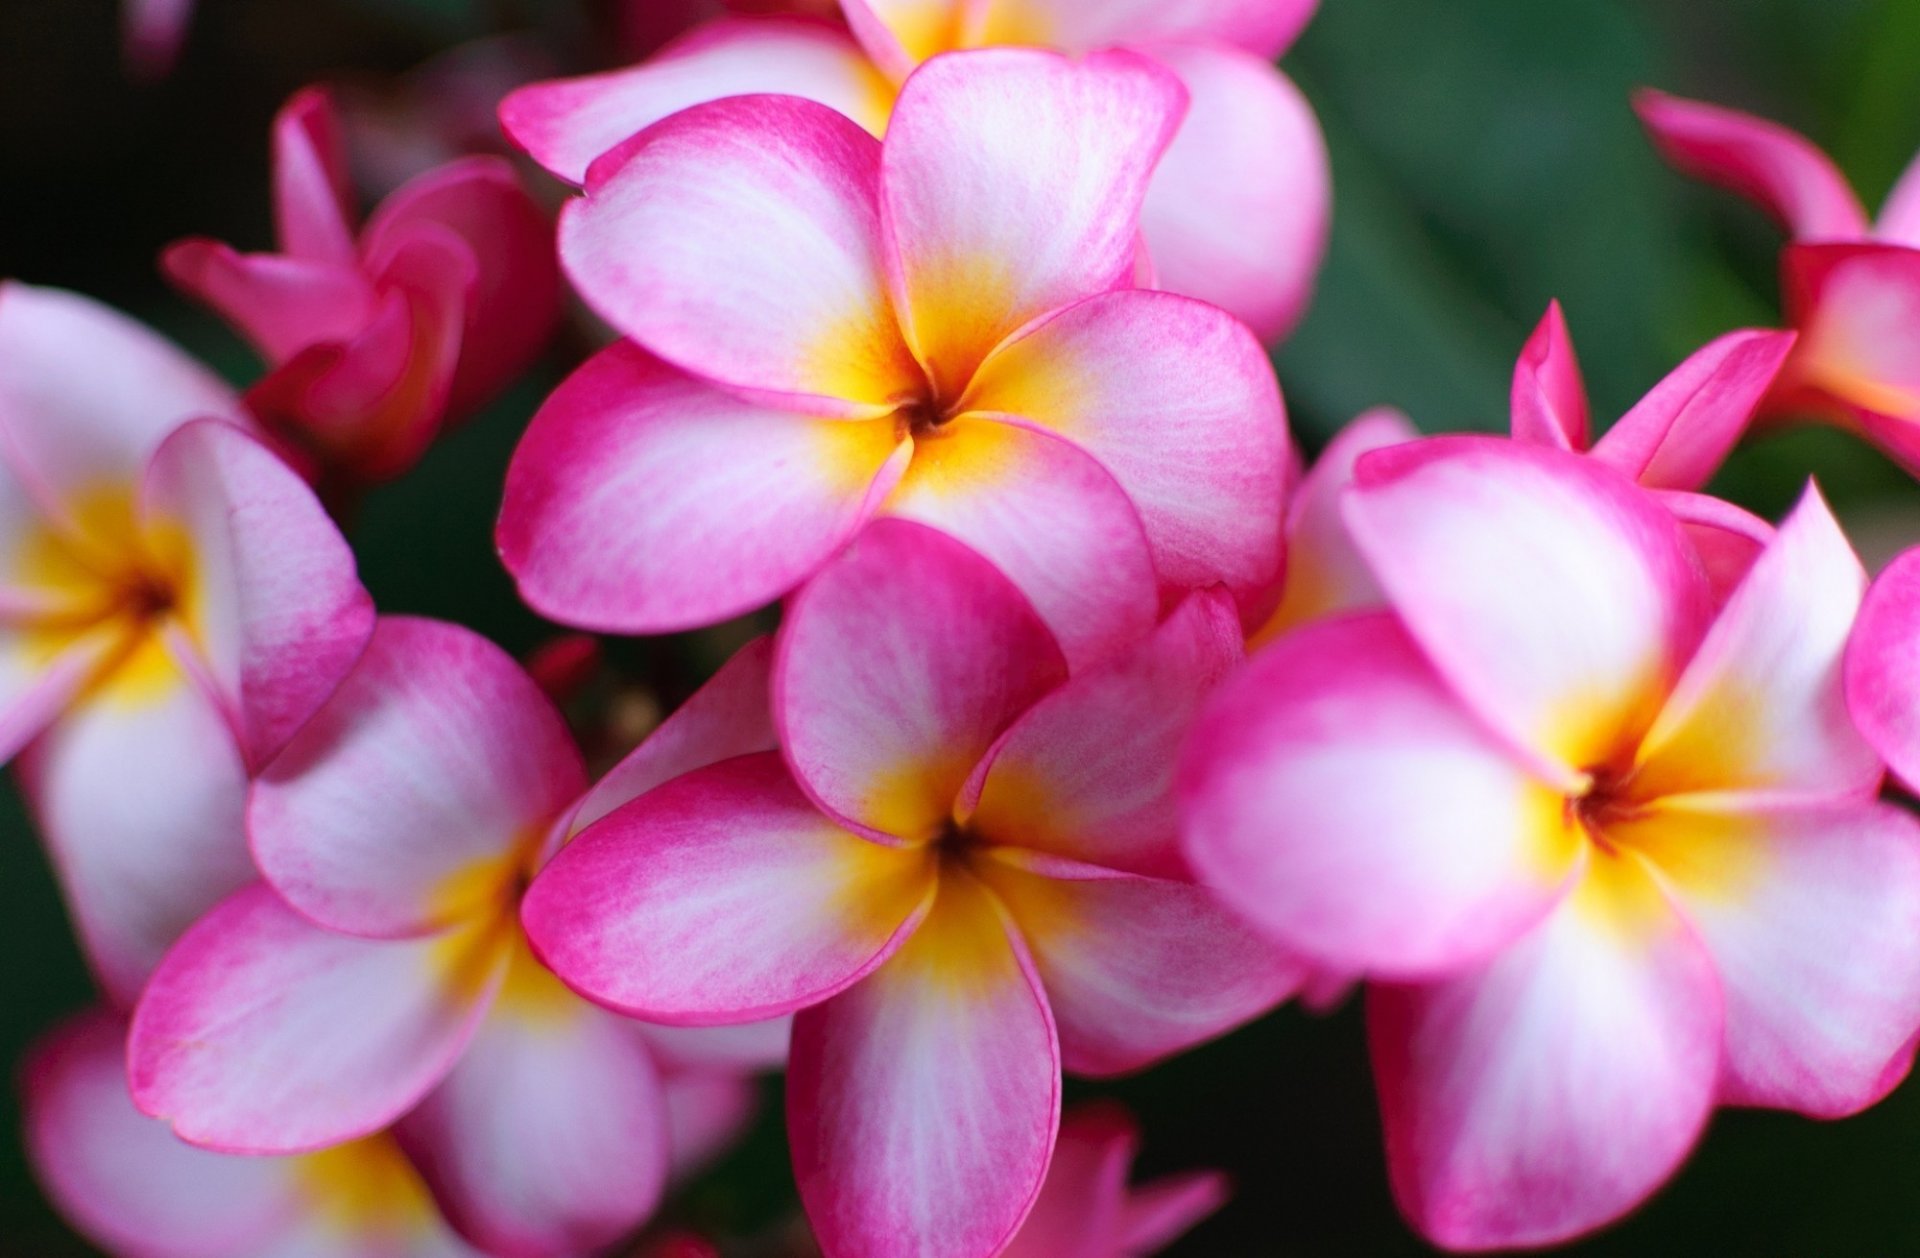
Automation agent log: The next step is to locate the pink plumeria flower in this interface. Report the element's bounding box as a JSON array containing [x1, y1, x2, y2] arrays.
[[164, 88, 560, 488], [524, 520, 1297, 1258], [1637, 90, 1920, 475], [26, 1009, 483, 1258], [1182, 437, 1920, 1250], [504, 0, 1328, 341], [0, 282, 372, 1004], [1508, 299, 1795, 600], [127, 617, 786, 1258], [498, 49, 1288, 669]]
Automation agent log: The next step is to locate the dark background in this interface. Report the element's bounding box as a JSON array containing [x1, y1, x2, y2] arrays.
[[5, 0, 1920, 1253]]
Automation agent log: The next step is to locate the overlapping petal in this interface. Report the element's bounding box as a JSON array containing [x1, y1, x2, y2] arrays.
[[989, 0, 1319, 58], [1510, 301, 1589, 452], [272, 88, 359, 267], [1848, 546, 1920, 792]]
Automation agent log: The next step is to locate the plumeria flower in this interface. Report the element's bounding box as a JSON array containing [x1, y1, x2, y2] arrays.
[[504, 0, 1328, 341], [498, 49, 1287, 669], [25, 1009, 483, 1258], [128, 617, 785, 1258], [524, 520, 1297, 1258], [1636, 90, 1920, 474], [1182, 437, 1920, 1250], [164, 88, 560, 489], [0, 282, 372, 1004]]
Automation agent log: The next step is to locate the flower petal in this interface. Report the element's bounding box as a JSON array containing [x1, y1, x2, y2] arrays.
[[987, 0, 1318, 58], [1780, 242, 1920, 451], [498, 344, 904, 634], [502, 17, 894, 183], [559, 95, 921, 416], [21, 644, 252, 1005], [662, 1071, 760, 1183], [1346, 436, 1710, 782], [777, 517, 1068, 841], [161, 241, 377, 363], [1657, 489, 1772, 608], [1118, 1171, 1230, 1254], [1613, 800, 1920, 1116], [570, 635, 777, 834], [251, 617, 585, 940], [1589, 329, 1795, 492], [1849, 545, 1920, 793], [880, 47, 1185, 399], [24, 1010, 299, 1258], [141, 419, 374, 769], [399, 974, 671, 1258], [1135, 45, 1328, 341], [1634, 89, 1869, 240], [129, 885, 507, 1154], [1180, 613, 1578, 977], [523, 753, 937, 1023], [961, 289, 1287, 599], [1874, 148, 1920, 248], [1369, 856, 1723, 1252], [272, 88, 359, 267], [974, 849, 1298, 1076], [970, 590, 1241, 878], [1509, 301, 1589, 452], [1252, 407, 1416, 644], [788, 867, 1060, 1258], [1632, 484, 1876, 801], [999, 1103, 1133, 1258]]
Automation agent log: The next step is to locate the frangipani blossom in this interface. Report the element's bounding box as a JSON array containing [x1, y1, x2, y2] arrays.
[[1637, 91, 1920, 475], [128, 618, 783, 1258], [165, 88, 560, 487], [499, 49, 1287, 669], [0, 282, 372, 1004], [1182, 437, 1920, 1250], [503, 0, 1329, 341], [525, 520, 1297, 1258], [26, 1009, 483, 1258]]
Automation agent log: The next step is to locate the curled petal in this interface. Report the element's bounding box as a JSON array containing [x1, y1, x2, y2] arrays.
[[1509, 300, 1589, 452], [1590, 329, 1796, 492], [272, 88, 359, 266], [161, 241, 376, 364]]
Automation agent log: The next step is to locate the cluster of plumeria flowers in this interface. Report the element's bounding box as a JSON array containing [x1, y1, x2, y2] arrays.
[[22, 0, 1920, 1254]]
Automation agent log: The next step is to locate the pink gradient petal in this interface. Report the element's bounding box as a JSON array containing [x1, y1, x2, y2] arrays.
[[777, 517, 1068, 841], [1253, 407, 1416, 643], [1002, 0, 1318, 58], [161, 241, 377, 363], [523, 753, 936, 1023], [788, 868, 1060, 1258], [1657, 489, 1773, 607], [1634, 89, 1869, 241], [272, 88, 360, 267], [1850, 545, 1920, 793], [1633, 485, 1876, 801], [559, 96, 919, 416], [970, 590, 1241, 878], [1509, 301, 1589, 452], [976, 849, 1299, 1076], [141, 420, 374, 769], [1180, 613, 1578, 977], [880, 419, 1159, 672], [498, 344, 904, 634], [1370, 859, 1723, 1252], [880, 47, 1185, 398], [399, 994, 670, 1257], [1118, 1172, 1230, 1254], [251, 617, 585, 940], [128, 885, 507, 1154], [23, 1010, 299, 1258], [21, 648, 252, 1006], [1781, 243, 1920, 458], [1589, 329, 1796, 491], [1875, 148, 1920, 248], [502, 17, 893, 183], [360, 157, 561, 420], [0, 625, 126, 768], [0, 283, 245, 525], [571, 635, 777, 833], [1136, 45, 1329, 342], [1346, 436, 1711, 782], [1000, 1103, 1132, 1258], [1615, 800, 1920, 1116], [962, 289, 1288, 599]]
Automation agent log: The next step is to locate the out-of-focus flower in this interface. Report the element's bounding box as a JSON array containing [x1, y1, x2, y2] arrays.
[[123, 0, 194, 79], [1637, 90, 1920, 476], [25, 1008, 483, 1257], [0, 282, 372, 1004], [1183, 437, 1920, 1250], [164, 88, 560, 489], [498, 49, 1287, 669], [525, 520, 1297, 1258], [128, 618, 784, 1257], [507, 0, 1328, 341]]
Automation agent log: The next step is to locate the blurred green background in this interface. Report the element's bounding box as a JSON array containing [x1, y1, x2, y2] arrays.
[[5, 0, 1920, 1253]]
